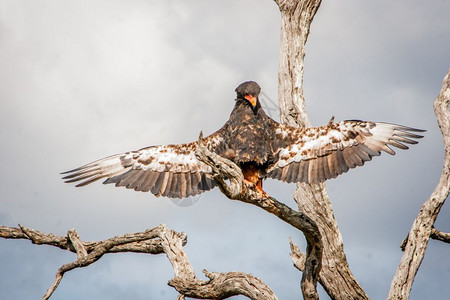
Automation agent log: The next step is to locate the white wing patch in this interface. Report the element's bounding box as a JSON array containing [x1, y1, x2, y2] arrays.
[[268, 121, 424, 183], [62, 132, 226, 198], [132, 144, 211, 173]]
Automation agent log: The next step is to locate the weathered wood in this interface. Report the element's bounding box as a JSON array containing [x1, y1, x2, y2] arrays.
[[274, 0, 370, 299], [275, 0, 321, 129], [0, 224, 182, 299], [1, 224, 276, 300], [1, 224, 173, 254], [431, 227, 450, 244], [2, 2, 446, 299], [169, 270, 277, 300], [388, 69, 450, 300], [195, 137, 322, 299], [158, 221, 278, 300], [67, 229, 88, 258]]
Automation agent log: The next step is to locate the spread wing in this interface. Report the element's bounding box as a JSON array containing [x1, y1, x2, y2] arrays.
[[62, 130, 227, 198], [267, 120, 425, 184]]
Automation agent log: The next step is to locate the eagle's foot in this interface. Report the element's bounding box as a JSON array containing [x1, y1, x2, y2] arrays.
[[257, 188, 270, 199], [243, 179, 269, 199], [243, 178, 255, 186]]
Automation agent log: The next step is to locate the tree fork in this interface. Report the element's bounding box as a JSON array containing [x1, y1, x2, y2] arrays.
[[0, 224, 277, 300], [195, 136, 323, 299]]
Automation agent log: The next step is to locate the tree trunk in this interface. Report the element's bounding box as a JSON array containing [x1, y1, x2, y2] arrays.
[[275, 0, 369, 298], [388, 69, 450, 300]]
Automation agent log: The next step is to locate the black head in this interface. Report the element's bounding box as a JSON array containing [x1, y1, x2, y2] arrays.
[[235, 81, 261, 108]]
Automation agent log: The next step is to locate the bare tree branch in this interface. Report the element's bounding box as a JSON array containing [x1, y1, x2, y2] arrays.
[[388, 68, 450, 299], [2, 2, 445, 299], [274, 0, 369, 299], [195, 136, 322, 299], [290, 238, 306, 272], [275, 0, 322, 129], [1, 224, 276, 300], [67, 229, 88, 258], [43, 226, 169, 299], [430, 227, 450, 244], [0, 224, 173, 254], [154, 223, 278, 299], [169, 270, 277, 300], [402, 226, 450, 251]]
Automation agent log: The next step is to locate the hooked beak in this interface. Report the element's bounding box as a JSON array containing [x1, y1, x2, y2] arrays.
[[244, 94, 257, 108]]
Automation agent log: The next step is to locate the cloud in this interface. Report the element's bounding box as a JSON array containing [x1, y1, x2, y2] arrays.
[[0, 1, 449, 299]]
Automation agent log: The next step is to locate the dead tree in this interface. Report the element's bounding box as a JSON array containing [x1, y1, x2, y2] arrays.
[[275, 1, 449, 299], [388, 69, 450, 299], [275, 0, 368, 298], [0, 224, 277, 300], [1, 1, 449, 299]]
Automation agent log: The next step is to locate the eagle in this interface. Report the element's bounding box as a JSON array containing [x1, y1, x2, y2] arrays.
[[62, 81, 424, 198]]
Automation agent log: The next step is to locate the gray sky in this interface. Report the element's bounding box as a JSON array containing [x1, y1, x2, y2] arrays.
[[0, 1, 449, 299]]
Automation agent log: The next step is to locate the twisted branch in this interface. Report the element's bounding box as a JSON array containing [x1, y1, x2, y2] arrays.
[[195, 135, 322, 299], [1, 224, 276, 300]]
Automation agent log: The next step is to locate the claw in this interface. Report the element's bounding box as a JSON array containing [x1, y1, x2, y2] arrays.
[[242, 165, 269, 199], [243, 178, 269, 199], [243, 178, 254, 186]]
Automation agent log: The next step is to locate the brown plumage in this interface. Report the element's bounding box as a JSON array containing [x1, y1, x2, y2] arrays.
[[62, 81, 425, 198]]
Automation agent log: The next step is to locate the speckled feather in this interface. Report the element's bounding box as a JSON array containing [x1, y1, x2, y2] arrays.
[[62, 81, 424, 198], [62, 133, 226, 198], [267, 120, 424, 183]]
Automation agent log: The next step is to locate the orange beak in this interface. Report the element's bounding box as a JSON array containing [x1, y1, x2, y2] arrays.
[[244, 94, 257, 107]]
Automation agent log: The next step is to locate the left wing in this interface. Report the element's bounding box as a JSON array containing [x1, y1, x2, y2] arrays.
[[267, 120, 425, 184], [62, 130, 227, 198]]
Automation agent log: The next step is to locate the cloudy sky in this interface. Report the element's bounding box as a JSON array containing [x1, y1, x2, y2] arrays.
[[0, 1, 449, 299]]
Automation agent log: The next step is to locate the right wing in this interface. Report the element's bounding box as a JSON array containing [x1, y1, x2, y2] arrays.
[[267, 120, 425, 184]]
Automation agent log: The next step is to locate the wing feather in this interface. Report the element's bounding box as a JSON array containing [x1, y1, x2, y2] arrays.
[[62, 130, 226, 198], [120, 170, 143, 188], [190, 173, 200, 195], [353, 145, 371, 162], [342, 147, 358, 168], [268, 121, 424, 184], [326, 152, 339, 179], [321, 155, 332, 180], [133, 171, 152, 192], [159, 172, 172, 197], [179, 173, 187, 199], [286, 162, 298, 183], [299, 160, 309, 182], [168, 173, 178, 198], [185, 172, 193, 197], [314, 158, 324, 184], [270, 168, 281, 180], [150, 172, 165, 195], [308, 159, 319, 184]]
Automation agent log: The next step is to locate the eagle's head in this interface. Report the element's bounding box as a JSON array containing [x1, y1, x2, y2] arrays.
[[235, 81, 261, 110]]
